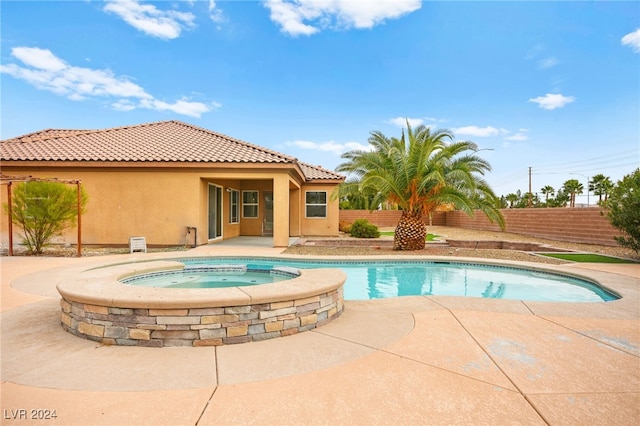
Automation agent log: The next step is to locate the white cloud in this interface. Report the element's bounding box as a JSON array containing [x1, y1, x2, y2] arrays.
[[344, 141, 372, 151], [0, 46, 215, 118], [529, 93, 576, 110], [387, 117, 424, 128], [287, 140, 371, 154], [504, 133, 528, 142], [112, 99, 137, 111], [526, 44, 560, 71], [0, 49, 150, 101], [11, 46, 67, 71], [621, 28, 640, 53], [451, 126, 528, 143], [263, 0, 421, 36], [525, 43, 544, 60], [208, 0, 225, 25], [538, 56, 558, 69], [103, 0, 195, 40], [263, 0, 321, 36], [139, 98, 216, 117], [452, 126, 508, 138]]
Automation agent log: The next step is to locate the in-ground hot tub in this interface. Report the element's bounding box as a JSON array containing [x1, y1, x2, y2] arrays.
[[121, 263, 301, 288], [57, 260, 345, 347]]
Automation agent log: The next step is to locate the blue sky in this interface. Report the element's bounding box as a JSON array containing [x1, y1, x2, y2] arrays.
[[2, 0, 639, 202]]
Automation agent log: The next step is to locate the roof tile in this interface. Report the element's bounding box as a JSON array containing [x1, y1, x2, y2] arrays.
[[1, 120, 344, 182]]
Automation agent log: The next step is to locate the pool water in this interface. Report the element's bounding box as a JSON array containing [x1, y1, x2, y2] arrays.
[[124, 271, 291, 289], [122, 265, 298, 289], [165, 258, 618, 303]]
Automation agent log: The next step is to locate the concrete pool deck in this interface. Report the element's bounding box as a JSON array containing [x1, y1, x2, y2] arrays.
[[1, 242, 639, 425]]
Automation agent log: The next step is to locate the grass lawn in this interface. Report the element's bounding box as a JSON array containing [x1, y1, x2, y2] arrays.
[[380, 231, 439, 242], [538, 253, 638, 263]]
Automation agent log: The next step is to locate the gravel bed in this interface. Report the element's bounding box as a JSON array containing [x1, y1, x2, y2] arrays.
[[4, 226, 638, 264], [283, 226, 640, 264]]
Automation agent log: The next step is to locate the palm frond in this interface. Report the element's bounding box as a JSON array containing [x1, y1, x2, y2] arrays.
[[335, 122, 504, 227]]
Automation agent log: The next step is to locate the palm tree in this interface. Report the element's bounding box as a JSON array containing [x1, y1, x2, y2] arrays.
[[562, 179, 584, 208], [505, 193, 519, 208], [336, 122, 505, 250], [589, 174, 614, 205], [540, 185, 555, 205]]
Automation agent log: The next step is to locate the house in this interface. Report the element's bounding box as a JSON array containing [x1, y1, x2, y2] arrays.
[[0, 120, 345, 248]]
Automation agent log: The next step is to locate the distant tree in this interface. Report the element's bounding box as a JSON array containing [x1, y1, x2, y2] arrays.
[[605, 169, 640, 253], [523, 192, 540, 207], [562, 179, 584, 208], [4, 181, 88, 254], [339, 188, 379, 210], [540, 185, 555, 205], [548, 189, 570, 207], [505, 193, 519, 208], [498, 196, 508, 209], [590, 174, 614, 205]]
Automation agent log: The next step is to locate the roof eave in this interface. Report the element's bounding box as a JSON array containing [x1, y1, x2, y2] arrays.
[[304, 178, 345, 184]]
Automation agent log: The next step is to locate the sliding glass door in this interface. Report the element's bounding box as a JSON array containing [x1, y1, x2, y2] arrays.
[[208, 184, 222, 240]]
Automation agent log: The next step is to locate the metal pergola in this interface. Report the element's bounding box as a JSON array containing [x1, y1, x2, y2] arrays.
[[1, 174, 83, 257]]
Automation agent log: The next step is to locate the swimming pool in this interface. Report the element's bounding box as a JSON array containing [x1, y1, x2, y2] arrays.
[[57, 255, 623, 347], [176, 257, 618, 302]]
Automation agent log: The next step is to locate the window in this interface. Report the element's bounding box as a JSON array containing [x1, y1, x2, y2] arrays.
[[305, 191, 327, 218], [242, 190, 259, 218], [229, 189, 239, 223]]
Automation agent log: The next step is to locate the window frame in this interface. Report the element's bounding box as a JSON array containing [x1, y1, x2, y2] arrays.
[[242, 190, 259, 219], [228, 188, 239, 224], [305, 190, 327, 219]]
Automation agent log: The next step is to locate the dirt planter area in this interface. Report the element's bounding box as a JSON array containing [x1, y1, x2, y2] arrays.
[[3, 226, 638, 264], [285, 226, 639, 265]]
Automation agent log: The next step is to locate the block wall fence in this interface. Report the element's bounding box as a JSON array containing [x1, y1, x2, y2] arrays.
[[339, 207, 621, 246], [339, 210, 448, 227]]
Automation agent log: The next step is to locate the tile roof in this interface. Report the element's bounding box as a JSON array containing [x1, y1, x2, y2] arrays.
[[1, 120, 344, 181], [298, 162, 344, 180]]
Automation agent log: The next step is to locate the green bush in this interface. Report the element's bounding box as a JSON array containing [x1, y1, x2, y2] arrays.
[[4, 181, 88, 254], [349, 219, 380, 238], [606, 168, 640, 253]]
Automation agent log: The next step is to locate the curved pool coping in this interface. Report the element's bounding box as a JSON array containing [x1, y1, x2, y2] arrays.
[[57, 260, 346, 347], [58, 260, 346, 308], [54, 253, 639, 348]]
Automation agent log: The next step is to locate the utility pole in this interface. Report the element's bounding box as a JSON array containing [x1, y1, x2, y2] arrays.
[[528, 166, 532, 207]]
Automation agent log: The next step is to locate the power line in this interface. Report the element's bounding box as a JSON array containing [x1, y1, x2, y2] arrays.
[[533, 149, 639, 174], [536, 148, 637, 166], [532, 161, 639, 175]]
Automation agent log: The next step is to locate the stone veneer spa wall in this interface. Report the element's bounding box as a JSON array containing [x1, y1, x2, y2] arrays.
[[57, 261, 346, 347]]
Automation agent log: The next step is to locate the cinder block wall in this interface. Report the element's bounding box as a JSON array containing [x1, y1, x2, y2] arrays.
[[445, 207, 620, 246], [339, 208, 620, 246], [339, 210, 446, 227]]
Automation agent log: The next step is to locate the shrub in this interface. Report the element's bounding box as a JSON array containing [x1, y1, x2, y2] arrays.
[[605, 168, 640, 253], [339, 220, 352, 234], [349, 219, 380, 238], [4, 181, 88, 254]]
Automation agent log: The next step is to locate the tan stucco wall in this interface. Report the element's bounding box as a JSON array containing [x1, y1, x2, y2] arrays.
[[1, 169, 202, 247], [235, 180, 272, 237], [199, 178, 243, 241], [298, 183, 340, 236], [1, 166, 341, 248], [289, 187, 301, 237]]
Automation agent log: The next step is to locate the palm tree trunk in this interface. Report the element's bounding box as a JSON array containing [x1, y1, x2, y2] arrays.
[[393, 210, 427, 250]]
